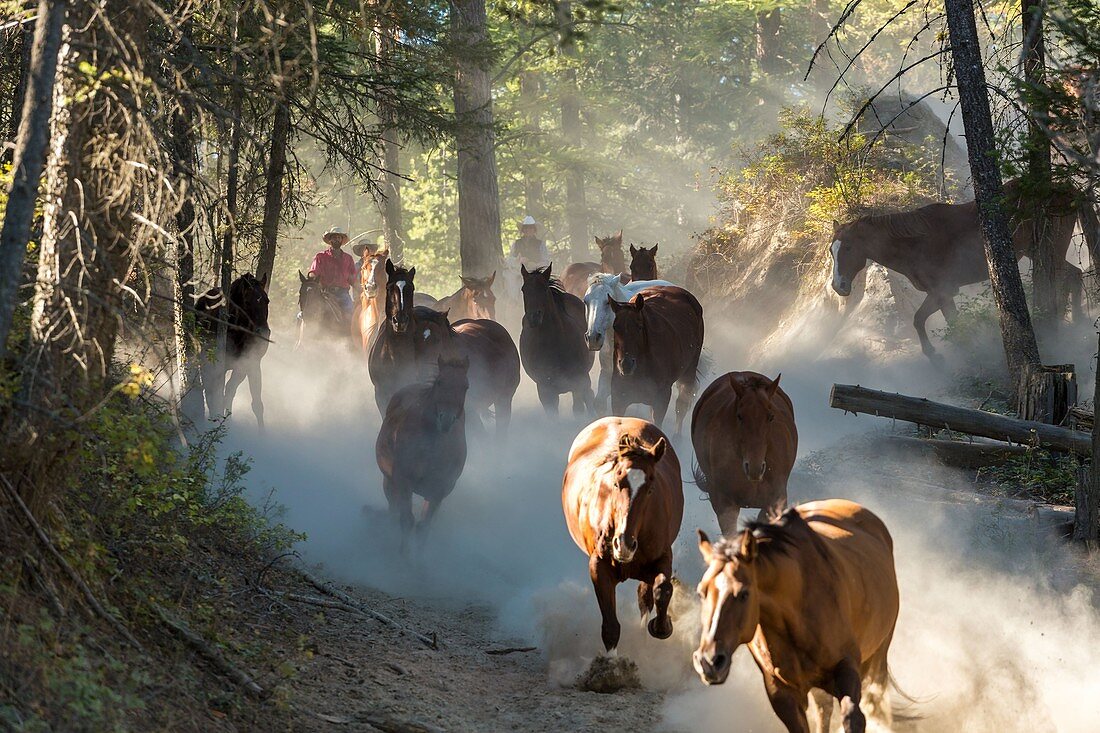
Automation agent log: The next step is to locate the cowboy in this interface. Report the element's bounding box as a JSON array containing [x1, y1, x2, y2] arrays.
[[307, 226, 357, 318], [509, 215, 550, 267], [352, 240, 376, 295]]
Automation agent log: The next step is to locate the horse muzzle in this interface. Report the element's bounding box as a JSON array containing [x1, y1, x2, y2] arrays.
[[584, 332, 604, 351], [743, 460, 767, 482], [391, 315, 409, 334], [832, 278, 852, 296], [617, 355, 637, 377], [611, 534, 638, 564], [693, 649, 731, 685], [435, 410, 459, 432]]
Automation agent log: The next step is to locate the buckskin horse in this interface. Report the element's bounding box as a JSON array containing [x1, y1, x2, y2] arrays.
[[375, 355, 470, 547], [691, 371, 798, 535], [583, 272, 675, 413], [693, 500, 900, 733], [628, 244, 659, 281], [562, 231, 627, 298], [432, 273, 498, 321], [562, 417, 684, 652], [356, 249, 389, 352], [608, 285, 703, 436], [519, 264, 596, 418], [829, 180, 1080, 361]]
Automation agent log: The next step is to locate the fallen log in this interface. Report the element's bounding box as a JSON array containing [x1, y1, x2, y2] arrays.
[[830, 384, 1092, 455], [153, 603, 268, 699], [882, 435, 1029, 469]]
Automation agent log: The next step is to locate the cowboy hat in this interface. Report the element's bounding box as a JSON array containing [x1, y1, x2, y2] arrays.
[[352, 241, 375, 257], [521, 215, 537, 227], [323, 226, 349, 244]]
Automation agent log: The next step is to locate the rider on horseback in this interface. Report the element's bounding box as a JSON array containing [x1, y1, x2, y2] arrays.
[[510, 215, 550, 268], [307, 226, 357, 320]]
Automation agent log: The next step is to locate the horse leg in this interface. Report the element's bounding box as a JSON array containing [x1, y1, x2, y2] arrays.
[[589, 556, 621, 652], [861, 639, 893, 728], [573, 378, 596, 419], [247, 360, 264, 432], [674, 374, 698, 439], [709, 494, 741, 537], [1063, 263, 1084, 322], [536, 382, 560, 418], [830, 660, 866, 733], [223, 363, 246, 418], [808, 689, 834, 733], [912, 292, 943, 361], [647, 558, 674, 640], [650, 386, 673, 429], [596, 345, 612, 414], [766, 684, 812, 733]]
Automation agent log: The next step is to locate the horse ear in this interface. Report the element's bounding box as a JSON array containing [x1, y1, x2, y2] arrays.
[[618, 272, 630, 285], [832, 219, 840, 231], [608, 296, 625, 313], [408, 266, 416, 280], [650, 437, 666, 461], [487, 271, 496, 287], [697, 529, 714, 563], [629, 293, 645, 310], [630, 244, 638, 255], [259, 272, 269, 290], [615, 229, 622, 242], [545, 262, 553, 277], [728, 373, 744, 397], [461, 276, 475, 288], [299, 270, 306, 283], [386, 259, 396, 277], [594, 235, 602, 246], [768, 373, 782, 396], [651, 244, 658, 254], [520, 263, 530, 278], [739, 530, 758, 562]]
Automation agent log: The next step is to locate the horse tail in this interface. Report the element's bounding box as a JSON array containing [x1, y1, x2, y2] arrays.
[[690, 458, 710, 495], [887, 666, 928, 723]]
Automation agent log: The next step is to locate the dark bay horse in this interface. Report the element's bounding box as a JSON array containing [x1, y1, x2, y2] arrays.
[[356, 250, 389, 352], [519, 264, 595, 417], [609, 286, 703, 436], [562, 417, 683, 652], [432, 273, 497, 321], [375, 355, 470, 547], [629, 244, 659, 281], [694, 500, 900, 733], [562, 231, 627, 298], [297, 270, 352, 348], [691, 371, 798, 536], [830, 180, 1080, 360]]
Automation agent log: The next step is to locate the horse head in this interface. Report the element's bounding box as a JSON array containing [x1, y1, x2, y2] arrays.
[[609, 292, 648, 376], [596, 230, 625, 273], [362, 251, 389, 297], [604, 433, 667, 564], [629, 243, 659, 281], [428, 354, 470, 432], [829, 219, 869, 296], [729, 374, 781, 482], [520, 263, 556, 328], [582, 272, 629, 351], [693, 528, 763, 685], [460, 271, 497, 320], [298, 270, 326, 320], [385, 260, 416, 334]]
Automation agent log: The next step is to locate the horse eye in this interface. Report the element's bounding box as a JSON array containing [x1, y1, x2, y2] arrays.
[[736, 414, 743, 422], [767, 414, 774, 422]]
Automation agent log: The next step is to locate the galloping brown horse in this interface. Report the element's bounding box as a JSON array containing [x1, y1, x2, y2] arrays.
[[376, 355, 470, 546], [694, 500, 900, 733], [432, 273, 497, 321], [609, 285, 703, 436], [830, 179, 1080, 360], [356, 250, 389, 352], [691, 371, 798, 535], [519, 264, 595, 417], [628, 244, 659, 281], [562, 417, 684, 652], [562, 231, 627, 297]]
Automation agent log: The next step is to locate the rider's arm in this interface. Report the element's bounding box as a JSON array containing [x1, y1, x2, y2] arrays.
[[307, 252, 323, 278]]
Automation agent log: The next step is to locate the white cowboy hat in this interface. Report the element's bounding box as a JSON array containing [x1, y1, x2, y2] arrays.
[[323, 226, 349, 243], [521, 215, 537, 227], [352, 241, 375, 257]]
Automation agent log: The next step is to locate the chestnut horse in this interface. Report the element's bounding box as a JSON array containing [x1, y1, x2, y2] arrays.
[[432, 273, 497, 321], [356, 250, 389, 352], [694, 500, 900, 733], [562, 231, 627, 297], [691, 371, 798, 535], [434, 313, 520, 439], [629, 244, 659, 281], [562, 417, 684, 651], [376, 355, 470, 546], [609, 286, 703, 436], [519, 264, 595, 417], [830, 179, 1080, 361]]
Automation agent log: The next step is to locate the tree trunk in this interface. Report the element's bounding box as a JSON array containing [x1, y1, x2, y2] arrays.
[[1076, 331, 1100, 542], [1022, 0, 1058, 329], [452, 0, 502, 278], [557, 0, 587, 262], [944, 0, 1041, 374], [755, 8, 782, 75], [170, 81, 198, 408], [255, 96, 290, 282], [4, 15, 33, 163], [378, 16, 403, 263], [0, 0, 65, 362]]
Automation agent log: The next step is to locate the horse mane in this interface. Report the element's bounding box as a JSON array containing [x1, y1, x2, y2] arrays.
[[711, 506, 810, 561], [855, 208, 934, 240], [412, 306, 457, 335]]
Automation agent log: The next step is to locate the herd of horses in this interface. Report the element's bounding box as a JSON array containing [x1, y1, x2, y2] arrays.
[[192, 183, 1080, 731]]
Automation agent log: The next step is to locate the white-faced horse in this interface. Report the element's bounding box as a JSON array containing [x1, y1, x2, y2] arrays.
[[583, 272, 675, 413]]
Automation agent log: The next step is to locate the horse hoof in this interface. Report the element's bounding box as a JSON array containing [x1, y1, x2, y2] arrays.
[[647, 617, 673, 640]]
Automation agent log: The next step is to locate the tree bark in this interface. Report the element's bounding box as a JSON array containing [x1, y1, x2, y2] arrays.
[[4, 15, 33, 163], [1021, 0, 1057, 329], [170, 83, 198, 407], [377, 15, 403, 262], [452, 0, 502, 278], [945, 0, 1041, 374], [557, 0, 587, 262], [255, 96, 290, 282], [0, 0, 65, 362], [755, 8, 782, 75]]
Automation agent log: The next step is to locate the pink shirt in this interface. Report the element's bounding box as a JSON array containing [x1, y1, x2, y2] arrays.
[[308, 248, 357, 289]]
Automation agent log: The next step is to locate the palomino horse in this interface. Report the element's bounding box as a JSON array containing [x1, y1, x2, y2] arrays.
[[829, 180, 1080, 361], [356, 250, 389, 352], [194, 273, 270, 429], [694, 500, 900, 733], [519, 264, 595, 417], [629, 244, 659, 281], [562, 231, 627, 297], [609, 286, 703, 436], [562, 417, 684, 651], [375, 355, 470, 546], [691, 371, 798, 535], [432, 273, 497, 321], [583, 272, 675, 413]]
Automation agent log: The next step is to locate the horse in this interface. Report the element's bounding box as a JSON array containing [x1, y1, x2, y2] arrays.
[[519, 264, 596, 418], [608, 286, 703, 436], [691, 371, 798, 536], [356, 250, 389, 352], [297, 270, 352, 348], [375, 355, 470, 547], [629, 244, 659, 281], [562, 417, 683, 652], [693, 500, 900, 733], [432, 272, 497, 321], [193, 273, 270, 430], [829, 179, 1080, 361], [582, 272, 675, 413], [562, 231, 627, 297]]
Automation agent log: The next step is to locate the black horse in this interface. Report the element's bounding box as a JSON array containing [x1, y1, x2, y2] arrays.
[[297, 270, 352, 347]]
